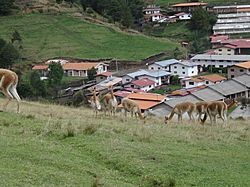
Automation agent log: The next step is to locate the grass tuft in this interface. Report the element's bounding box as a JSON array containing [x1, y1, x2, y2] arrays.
[[143, 174, 176, 187]]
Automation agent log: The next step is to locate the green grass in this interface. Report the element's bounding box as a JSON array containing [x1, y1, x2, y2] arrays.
[[0, 99, 250, 186], [0, 13, 178, 62]]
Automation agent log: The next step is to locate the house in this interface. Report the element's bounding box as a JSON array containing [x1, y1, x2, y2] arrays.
[[174, 12, 192, 20], [32, 65, 49, 78], [148, 59, 180, 71], [221, 39, 250, 55], [227, 61, 250, 78], [233, 73, 250, 97], [181, 74, 226, 89], [143, 5, 163, 22], [181, 77, 205, 89], [125, 78, 156, 92], [172, 2, 208, 12], [191, 54, 250, 68], [210, 34, 229, 48], [121, 69, 171, 86], [214, 44, 236, 55], [170, 61, 199, 78], [63, 62, 108, 77], [45, 59, 69, 65], [95, 71, 112, 83]]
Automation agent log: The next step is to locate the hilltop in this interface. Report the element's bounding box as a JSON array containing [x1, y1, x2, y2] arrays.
[[1, 99, 250, 186], [0, 13, 178, 63]]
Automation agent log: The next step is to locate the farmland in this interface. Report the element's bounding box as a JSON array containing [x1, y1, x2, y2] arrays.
[[0, 99, 250, 186]]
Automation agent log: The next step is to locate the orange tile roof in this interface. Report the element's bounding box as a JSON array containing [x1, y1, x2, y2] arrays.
[[118, 100, 160, 110], [200, 74, 226, 83], [172, 2, 208, 7], [190, 77, 204, 82], [32, 65, 48, 70], [234, 61, 250, 69], [127, 92, 166, 102], [63, 63, 100, 70]]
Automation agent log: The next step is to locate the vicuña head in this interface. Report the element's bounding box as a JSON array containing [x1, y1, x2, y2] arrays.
[[0, 68, 21, 113]]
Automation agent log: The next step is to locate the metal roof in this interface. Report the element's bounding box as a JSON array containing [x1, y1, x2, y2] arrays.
[[217, 17, 250, 24], [233, 73, 250, 88], [208, 79, 248, 96], [213, 23, 250, 30], [191, 54, 250, 61], [154, 59, 180, 67], [164, 95, 201, 108], [191, 87, 225, 101], [127, 69, 171, 78], [218, 12, 250, 18]]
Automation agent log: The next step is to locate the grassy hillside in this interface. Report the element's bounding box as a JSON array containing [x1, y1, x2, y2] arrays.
[[0, 13, 178, 62], [1, 99, 250, 186]]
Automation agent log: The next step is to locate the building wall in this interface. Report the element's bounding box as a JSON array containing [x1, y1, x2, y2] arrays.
[[122, 75, 133, 84], [178, 14, 191, 20], [214, 47, 235, 55], [184, 80, 204, 89], [96, 75, 108, 83], [148, 64, 171, 71], [227, 66, 249, 78], [170, 64, 198, 77], [137, 75, 161, 86], [191, 59, 244, 68]]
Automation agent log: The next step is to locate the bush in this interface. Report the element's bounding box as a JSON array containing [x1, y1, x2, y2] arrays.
[[143, 174, 176, 187]]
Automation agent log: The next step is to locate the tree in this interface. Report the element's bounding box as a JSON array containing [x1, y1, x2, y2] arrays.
[[0, 0, 15, 16], [30, 71, 47, 97], [189, 7, 210, 33], [0, 42, 20, 68], [87, 67, 97, 81], [11, 30, 22, 44], [48, 63, 64, 87], [120, 0, 133, 28]]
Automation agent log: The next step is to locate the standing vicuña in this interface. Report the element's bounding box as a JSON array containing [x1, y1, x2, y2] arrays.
[[201, 101, 227, 124], [195, 101, 210, 122], [165, 102, 195, 124], [102, 85, 118, 116], [121, 98, 145, 120], [0, 69, 21, 113], [88, 87, 101, 116]]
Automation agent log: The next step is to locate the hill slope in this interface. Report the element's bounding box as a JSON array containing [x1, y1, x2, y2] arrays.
[[1, 100, 250, 186], [0, 13, 178, 62]]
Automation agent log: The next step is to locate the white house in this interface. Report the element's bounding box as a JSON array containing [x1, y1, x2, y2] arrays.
[[63, 62, 108, 77], [125, 78, 156, 92], [121, 69, 171, 86], [174, 12, 192, 20], [148, 59, 180, 71], [181, 77, 205, 89], [143, 5, 163, 22], [170, 61, 198, 77]]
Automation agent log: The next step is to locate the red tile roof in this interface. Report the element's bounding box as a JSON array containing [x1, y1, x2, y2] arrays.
[[127, 92, 166, 101], [200, 74, 226, 83], [190, 77, 204, 83], [131, 78, 155, 87], [32, 65, 48, 70], [210, 35, 229, 43], [63, 63, 100, 70], [172, 2, 208, 7], [114, 91, 131, 98], [96, 71, 112, 77], [234, 61, 250, 69], [221, 39, 250, 48]]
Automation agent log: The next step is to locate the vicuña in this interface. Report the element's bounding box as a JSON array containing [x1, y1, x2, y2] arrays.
[[0, 68, 21, 113], [121, 98, 145, 120], [201, 101, 227, 124], [88, 87, 101, 116], [165, 102, 195, 124], [102, 85, 118, 116]]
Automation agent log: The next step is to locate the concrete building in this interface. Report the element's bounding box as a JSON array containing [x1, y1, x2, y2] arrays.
[[170, 61, 198, 78], [228, 61, 250, 78], [148, 59, 179, 71], [191, 54, 250, 68], [95, 72, 112, 83]]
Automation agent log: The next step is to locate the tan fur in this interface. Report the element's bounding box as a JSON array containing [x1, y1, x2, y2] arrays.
[[0, 69, 21, 113], [165, 102, 195, 124], [195, 101, 210, 122], [201, 101, 227, 124], [102, 85, 117, 116], [89, 87, 101, 116], [121, 98, 145, 120]]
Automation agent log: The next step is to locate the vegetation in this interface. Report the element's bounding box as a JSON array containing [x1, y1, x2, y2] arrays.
[[0, 0, 15, 16], [0, 14, 179, 62], [0, 100, 250, 186]]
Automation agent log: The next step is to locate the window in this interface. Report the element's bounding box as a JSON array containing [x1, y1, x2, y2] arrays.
[[218, 49, 222, 51], [151, 67, 154, 70], [219, 65, 223, 68], [231, 69, 234, 72], [126, 79, 130, 82], [231, 75, 234, 78], [174, 66, 177, 69], [206, 81, 209, 84], [100, 77, 103, 79], [182, 72, 185, 74], [158, 67, 161, 70], [174, 71, 177, 74], [182, 67, 185, 69], [131, 85, 134, 88], [189, 82, 194, 85], [227, 49, 231, 51], [192, 71, 194, 73], [149, 85, 152, 88], [240, 69, 244, 72]]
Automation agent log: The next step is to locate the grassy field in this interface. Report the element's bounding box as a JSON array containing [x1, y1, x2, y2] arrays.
[[0, 13, 178, 62], [0, 99, 250, 186], [155, 0, 250, 7]]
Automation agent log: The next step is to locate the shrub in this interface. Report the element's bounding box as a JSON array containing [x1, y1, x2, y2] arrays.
[[143, 174, 176, 187]]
